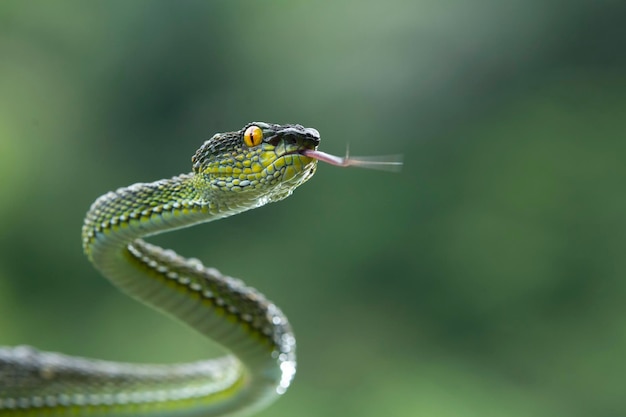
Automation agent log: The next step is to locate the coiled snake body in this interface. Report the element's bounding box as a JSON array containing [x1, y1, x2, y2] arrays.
[[0, 122, 322, 417], [0, 122, 401, 417]]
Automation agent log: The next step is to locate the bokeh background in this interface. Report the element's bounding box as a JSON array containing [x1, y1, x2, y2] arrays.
[[1, 1, 625, 416]]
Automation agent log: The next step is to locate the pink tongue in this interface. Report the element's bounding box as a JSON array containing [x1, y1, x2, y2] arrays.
[[300, 149, 349, 166], [300, 149, 403, 172]]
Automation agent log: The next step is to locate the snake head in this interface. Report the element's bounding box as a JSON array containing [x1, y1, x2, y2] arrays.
[[191, 122, 320, 203]]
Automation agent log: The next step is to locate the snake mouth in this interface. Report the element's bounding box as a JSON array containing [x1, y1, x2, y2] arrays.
[[274, 140, 319, 165]]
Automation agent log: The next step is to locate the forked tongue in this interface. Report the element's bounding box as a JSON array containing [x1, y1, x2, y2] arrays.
[[301, 148, 403, 173]]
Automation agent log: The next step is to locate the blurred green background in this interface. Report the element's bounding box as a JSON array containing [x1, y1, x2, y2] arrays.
[[1, 1, 625, 416]]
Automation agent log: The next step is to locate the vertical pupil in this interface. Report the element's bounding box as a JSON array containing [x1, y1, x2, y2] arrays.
[[245, 127, 261, 146]]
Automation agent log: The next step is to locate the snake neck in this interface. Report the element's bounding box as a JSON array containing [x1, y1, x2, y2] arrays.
[[84, 173, 227, 252]]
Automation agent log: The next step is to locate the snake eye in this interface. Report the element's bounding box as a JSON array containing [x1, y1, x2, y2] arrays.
[[243, 125, 263, 147]]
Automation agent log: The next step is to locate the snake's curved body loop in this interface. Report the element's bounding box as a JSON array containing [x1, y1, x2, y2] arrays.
[[0, 122, 321, 416]]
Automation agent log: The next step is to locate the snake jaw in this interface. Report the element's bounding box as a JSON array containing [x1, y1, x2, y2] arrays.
[[254, 123, 320, 185]]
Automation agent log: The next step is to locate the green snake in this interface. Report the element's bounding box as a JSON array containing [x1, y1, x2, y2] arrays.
[[0, 122, 401, 417]]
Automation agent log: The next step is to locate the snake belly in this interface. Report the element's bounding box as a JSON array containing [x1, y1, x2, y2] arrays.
[[0, 122, 320, 417]]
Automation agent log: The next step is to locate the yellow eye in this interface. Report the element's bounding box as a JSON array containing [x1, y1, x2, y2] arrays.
[[243, 125, 263, 147]]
